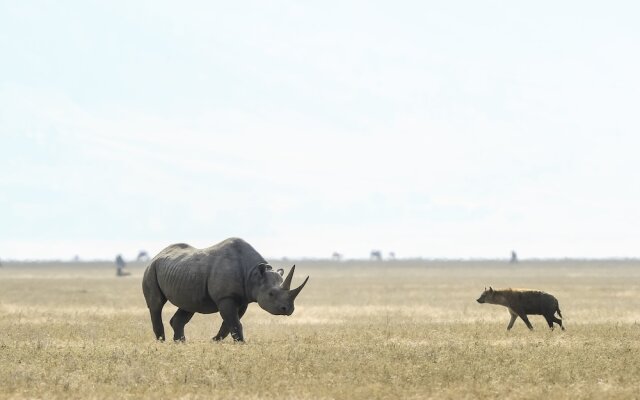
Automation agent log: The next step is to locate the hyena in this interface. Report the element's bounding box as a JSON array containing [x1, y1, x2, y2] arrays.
[[476, 287, 565, 330]]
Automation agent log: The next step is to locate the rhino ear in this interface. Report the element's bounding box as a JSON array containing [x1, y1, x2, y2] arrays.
[[277, 268, 284, 276], [257, 263, 268, 276], [489, 286, 494, 292]]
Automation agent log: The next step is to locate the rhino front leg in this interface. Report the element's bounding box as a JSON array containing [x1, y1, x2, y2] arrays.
[[213, 303, 247, 341], [170, 308, 194, 342], [213, 322, 229, 342], [216, 298, 244, 342]]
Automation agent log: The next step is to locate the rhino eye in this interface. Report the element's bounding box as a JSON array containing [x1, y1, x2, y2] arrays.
[[268, 291, 274, 297]]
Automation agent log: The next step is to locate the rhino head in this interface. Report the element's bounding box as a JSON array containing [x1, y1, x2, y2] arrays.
[[255, 264, 309, 316]]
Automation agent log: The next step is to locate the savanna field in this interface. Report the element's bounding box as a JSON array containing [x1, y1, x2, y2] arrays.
[[1, 260, 640, 399]]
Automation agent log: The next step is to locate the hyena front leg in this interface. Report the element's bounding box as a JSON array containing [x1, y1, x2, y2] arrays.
[[518, 312, 534, 330], [507, 309, 518, 330]]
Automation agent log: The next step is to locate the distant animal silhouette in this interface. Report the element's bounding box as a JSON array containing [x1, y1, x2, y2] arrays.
[[370, 250, 382, 261], [115, 254, 130, 277], [332, 252, 343, 261], [137, 250, 150, 262], [510, 251, 518, 264]]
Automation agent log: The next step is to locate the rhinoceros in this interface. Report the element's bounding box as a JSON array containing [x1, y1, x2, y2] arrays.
[[142, 238, 309, 342]]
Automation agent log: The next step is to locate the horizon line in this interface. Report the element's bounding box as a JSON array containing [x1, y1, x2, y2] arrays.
[[2, 256, 640, 263]]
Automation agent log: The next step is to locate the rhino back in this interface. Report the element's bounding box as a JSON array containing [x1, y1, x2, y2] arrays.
[[204, 238, 266, 302], [151, 244, 215, 313], [152, 239, 266, 313]]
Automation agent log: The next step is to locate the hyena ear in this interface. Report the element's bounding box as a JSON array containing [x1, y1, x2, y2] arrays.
[[489, 286, 494, 292]]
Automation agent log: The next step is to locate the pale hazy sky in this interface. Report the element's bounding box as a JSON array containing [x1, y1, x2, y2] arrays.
[[1, 1, 639, 260]]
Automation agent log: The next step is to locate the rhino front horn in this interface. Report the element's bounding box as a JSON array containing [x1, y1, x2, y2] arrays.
[[289, 276, 309, 299], [282, 264, 296, 290]]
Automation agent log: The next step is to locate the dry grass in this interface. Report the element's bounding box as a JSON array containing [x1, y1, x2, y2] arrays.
[[1, 260, 640, 399]]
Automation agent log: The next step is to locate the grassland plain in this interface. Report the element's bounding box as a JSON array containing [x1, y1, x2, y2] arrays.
[[1, 260, 640, 399]]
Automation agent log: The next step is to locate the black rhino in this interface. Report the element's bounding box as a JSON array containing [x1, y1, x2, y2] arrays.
[[142, 238, 309, 342]]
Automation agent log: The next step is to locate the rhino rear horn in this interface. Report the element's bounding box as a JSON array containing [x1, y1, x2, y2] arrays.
[[282, 265, 296, 290], [289, 276, 309, 300]]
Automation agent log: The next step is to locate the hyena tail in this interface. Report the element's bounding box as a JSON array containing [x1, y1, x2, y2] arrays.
[[556, 305, 563, 319]]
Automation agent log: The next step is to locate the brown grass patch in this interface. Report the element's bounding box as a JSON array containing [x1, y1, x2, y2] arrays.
[[1, 260, 640, 399]]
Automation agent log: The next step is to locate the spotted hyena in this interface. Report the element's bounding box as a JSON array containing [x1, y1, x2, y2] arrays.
[[476, 287, 565, 330]]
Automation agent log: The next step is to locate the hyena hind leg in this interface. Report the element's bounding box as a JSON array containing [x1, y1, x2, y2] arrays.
[[543, 314, 555, 330]]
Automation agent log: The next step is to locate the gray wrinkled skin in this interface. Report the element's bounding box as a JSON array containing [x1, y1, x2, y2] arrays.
[[476, 287, 565, 331], [142, 238, 309, 342]]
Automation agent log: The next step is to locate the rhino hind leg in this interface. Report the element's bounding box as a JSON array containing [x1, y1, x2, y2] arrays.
[[149, 308, 166, 341], [170, 309, 194, 342], [143, 263, 168, 341]]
